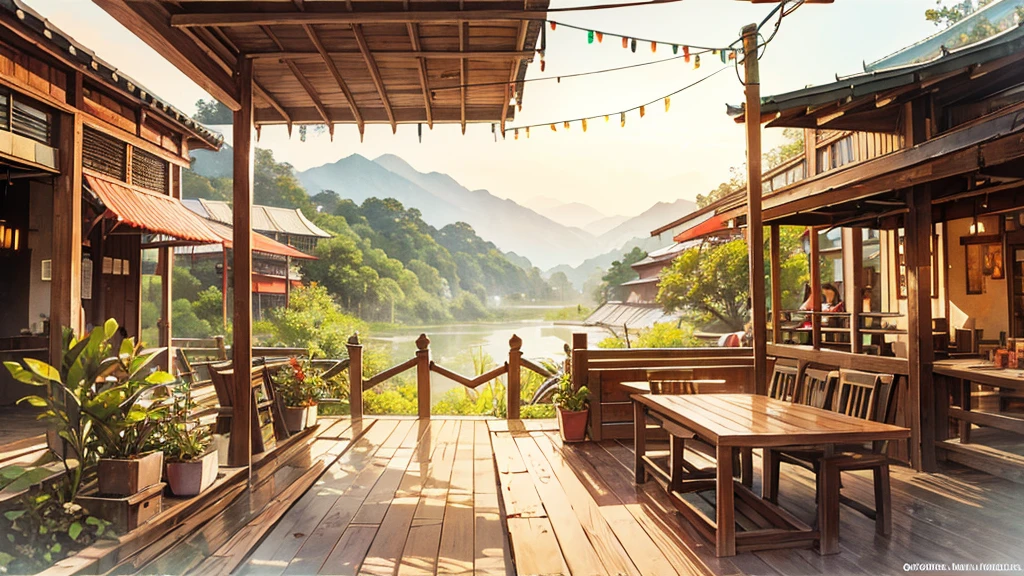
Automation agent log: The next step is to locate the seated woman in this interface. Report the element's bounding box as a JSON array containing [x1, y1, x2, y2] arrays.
[[797, 283, 844, 330]]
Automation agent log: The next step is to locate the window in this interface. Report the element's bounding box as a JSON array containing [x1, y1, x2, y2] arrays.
[[0, 90, 9, 131], [83, 126, 127, 181], [831, 136, 855, 169], [11, 97, 52, 145], [131, 148, 168, 193]]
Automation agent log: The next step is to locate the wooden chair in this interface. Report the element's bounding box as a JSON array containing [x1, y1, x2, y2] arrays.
[[767, 358, 800, 402], [764, 369, 898, 543], [798, 366, 840, 410]]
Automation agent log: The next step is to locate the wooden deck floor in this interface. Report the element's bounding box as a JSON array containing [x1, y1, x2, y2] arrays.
[[230, 418, 1024, 576]]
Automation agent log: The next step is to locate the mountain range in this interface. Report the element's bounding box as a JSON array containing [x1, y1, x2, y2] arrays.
[[190, 147, 698, 272]]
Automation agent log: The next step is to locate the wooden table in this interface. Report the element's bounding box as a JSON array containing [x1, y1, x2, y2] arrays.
[[934, 359, 1024, 444], [632, 393, 910, 557]]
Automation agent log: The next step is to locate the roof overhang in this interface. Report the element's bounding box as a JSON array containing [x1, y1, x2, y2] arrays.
[[93, 0, 549, 135]]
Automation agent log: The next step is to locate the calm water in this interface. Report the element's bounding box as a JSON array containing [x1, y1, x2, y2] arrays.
[[368, 320, 608, 402]]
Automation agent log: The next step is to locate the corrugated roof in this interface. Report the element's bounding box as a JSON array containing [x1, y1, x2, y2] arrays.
[[189, 199, 332, 238], [86, 174, 221, 243], [202, 219, 316, 260], [584, 302, 680, 331]]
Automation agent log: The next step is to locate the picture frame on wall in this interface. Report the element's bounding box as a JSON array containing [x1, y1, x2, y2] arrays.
[[966, 243, 984, 294], [987, 244, 1005, 280]]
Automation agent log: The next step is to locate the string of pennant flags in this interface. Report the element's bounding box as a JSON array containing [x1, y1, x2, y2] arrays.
[[498, 64, 733, 140]]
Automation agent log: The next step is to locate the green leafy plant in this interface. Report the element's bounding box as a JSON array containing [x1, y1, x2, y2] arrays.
[[158, 381, 212, 462], [552, 373, 589, 413], [0, 483, 112, 574], [273, 357, 325, 407]]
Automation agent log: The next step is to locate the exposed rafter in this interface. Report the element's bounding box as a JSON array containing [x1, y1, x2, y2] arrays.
[[351, 24, 397, 133], [262, 25, 333, 136], [245, 50, 534, 61], [501, 21, 528, 136], [302, 24, 364, 138], [170, 10, 552, 27], [407, 23, 434, 129], [460, 22, 468, 134]]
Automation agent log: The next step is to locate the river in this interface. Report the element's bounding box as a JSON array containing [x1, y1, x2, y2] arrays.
[[368, 319, 609, 402]]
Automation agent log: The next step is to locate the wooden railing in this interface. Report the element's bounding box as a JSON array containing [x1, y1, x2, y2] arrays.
[[570, 333, 756, 441], [346, 333, 556, 420]]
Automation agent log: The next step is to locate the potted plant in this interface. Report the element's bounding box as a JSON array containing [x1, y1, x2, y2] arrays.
[[160, 381, 218, 497], [552, 373, 590, 443], [82, 329, 174, 497], [272, 357, 324, 433]]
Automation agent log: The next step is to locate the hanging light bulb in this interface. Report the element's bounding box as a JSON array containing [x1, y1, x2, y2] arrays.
[[664, 97, 671, 112], [639, 105, 646, 118], [582, 118, 588, 132]]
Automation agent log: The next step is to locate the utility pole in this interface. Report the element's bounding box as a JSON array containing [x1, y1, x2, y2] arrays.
[[742, 23, 767, 395]]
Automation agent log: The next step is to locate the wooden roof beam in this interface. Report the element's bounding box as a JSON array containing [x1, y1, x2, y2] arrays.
[[302, 24, 364, 138], [170, 10, 552, 27], [246, 50, 535, 60], [253, 81, 293, 131], [351, 24, 397, 133], [407, 23, 434, 129], [460, 21, 468, 134], [262, 25, 334, 137]]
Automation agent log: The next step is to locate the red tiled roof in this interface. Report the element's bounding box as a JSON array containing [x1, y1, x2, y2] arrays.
[[86, 174, 221, 243]]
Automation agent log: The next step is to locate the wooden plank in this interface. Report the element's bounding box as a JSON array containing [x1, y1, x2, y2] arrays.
[[473, 420, 497, 494], [473, 491, 508, 576], [506, 518, 570, 576], [317, 525, 377, 576], [514, 434, 626, 576], [50, 113, 82, 367], [905, 183, 935, 471], [436, 493, 474, 575], [716, 444, 736, 557], [397, 519, 442, 576]]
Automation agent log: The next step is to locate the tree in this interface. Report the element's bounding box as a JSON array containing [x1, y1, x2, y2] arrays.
[[657, 227, 808, 331], [763, 128, 805, 170], [598, 247, 647, 303], [696, 166, 746, 208], [193, 99, 232, 124], [548, 272, 575, 302], [254, 149, 314, 213], [925, 0, 993, 27]]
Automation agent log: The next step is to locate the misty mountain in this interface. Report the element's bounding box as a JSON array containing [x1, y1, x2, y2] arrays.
[[535, 201, 608, 230], [584, 214, 630, 236], [546, 235, 672, 292], [594, 198, 698, 251]]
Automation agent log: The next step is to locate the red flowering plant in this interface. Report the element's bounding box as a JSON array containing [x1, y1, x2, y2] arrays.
[[272, 357, 325, 407]]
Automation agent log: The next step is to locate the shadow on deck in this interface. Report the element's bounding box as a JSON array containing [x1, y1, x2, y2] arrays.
[[116, 418, 1024, 575]]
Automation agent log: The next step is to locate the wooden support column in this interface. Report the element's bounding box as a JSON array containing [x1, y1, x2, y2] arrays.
[[809, 228, 822, 349], [742, 24, 767, 396], [51, 112, 83, 365], [229, 58, 254, 471], [842, 228, 863, 353], [769, 225, 782, 345], [284, 255, 291, 309], [346, 334, 363, 419], [415, 333, 431, 419], [571, 332, 596, 439], [158, 247, 173, 371], [507, 334, 522, 420], [222, 249, 229, 330], [906, 185, 936, 471]]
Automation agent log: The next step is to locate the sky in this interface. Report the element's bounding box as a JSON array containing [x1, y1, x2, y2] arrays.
[[30, 0, 941, 217]]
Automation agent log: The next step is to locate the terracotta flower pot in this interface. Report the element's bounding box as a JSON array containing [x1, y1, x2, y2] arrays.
[[98, 451, 164, 497], [166, 450, 219, 497], [283, 406, 310, 434], [557, 408, 589, 443]]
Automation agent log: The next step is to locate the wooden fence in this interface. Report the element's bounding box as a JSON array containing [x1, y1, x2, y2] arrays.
[[346, 333, 556, 419]]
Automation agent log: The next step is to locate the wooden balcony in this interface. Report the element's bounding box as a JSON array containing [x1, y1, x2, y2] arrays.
[[46, 416, 1023, 575]]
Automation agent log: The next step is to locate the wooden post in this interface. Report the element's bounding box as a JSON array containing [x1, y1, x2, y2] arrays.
[[809, 227, 822, 348], [50, 112, 83, 366], [507, 334, 522, 420], [284, 255, 291, 308], [346, 333, 363, 419], [572, 333, 598, 440], [157, 247, 173, 371], [229, 57, 254, 471], [416, 333, 431, 419], [221, 248, 229, 330], [742, 24, 767, 397], [906, 185, 936, 471], [842, 228, 864, 353], [769, 225, 782, 346]]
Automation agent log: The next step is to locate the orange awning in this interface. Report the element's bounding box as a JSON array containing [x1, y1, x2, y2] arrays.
[[252, 275, 302, 294], [86, 174, 221, 243], [674, 214, 728, 243], [203, 219, 316, 260]]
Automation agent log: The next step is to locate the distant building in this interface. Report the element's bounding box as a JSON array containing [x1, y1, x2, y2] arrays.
[[183, 199, 331, 255]]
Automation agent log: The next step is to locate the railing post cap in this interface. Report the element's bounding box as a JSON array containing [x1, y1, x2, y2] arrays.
[[509, 334, 522, 350], [348, 332, 361, 345], [416, 333, 430, 351]]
